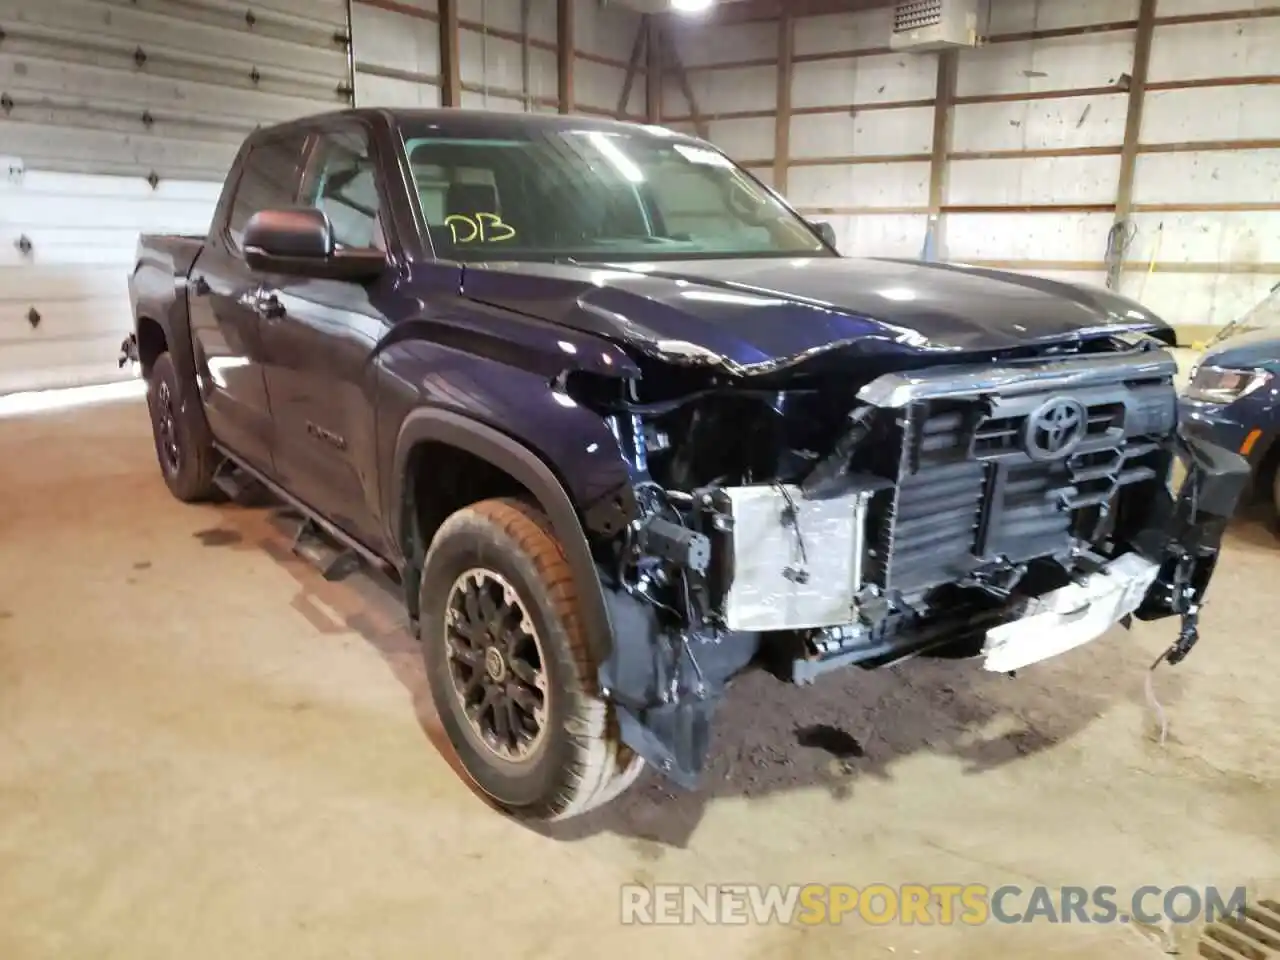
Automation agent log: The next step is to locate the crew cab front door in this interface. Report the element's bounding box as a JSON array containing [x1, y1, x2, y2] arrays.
[[254, 122, 393, 554]]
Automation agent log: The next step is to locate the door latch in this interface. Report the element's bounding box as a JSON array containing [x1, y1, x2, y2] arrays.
[[256, 292, 286, 319], [236, 287, 285, 319]]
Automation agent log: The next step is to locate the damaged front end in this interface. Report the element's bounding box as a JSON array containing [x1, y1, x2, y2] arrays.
[[571, 338, 1249, 788]]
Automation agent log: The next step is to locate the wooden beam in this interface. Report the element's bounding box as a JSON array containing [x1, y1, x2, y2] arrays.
[[438, 0, 461, 106], [659, 22, 708, 138], [927, 51, 957, 213], [773, 14, 794, 192], [617, 22, 647, 119], [1107, 0, 1156, 289], [923, 50, 958, 260], [557, 0, 574, 114], [520, 0, 533, 111], [645, 15, 662, 123]]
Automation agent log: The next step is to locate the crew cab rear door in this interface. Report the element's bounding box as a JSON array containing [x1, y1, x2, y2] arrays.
[[189, 131, 310, 474]]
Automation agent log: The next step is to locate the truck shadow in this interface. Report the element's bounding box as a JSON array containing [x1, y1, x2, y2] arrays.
[[549, 637, 1178, 848], [224, 501, 1196, 850]]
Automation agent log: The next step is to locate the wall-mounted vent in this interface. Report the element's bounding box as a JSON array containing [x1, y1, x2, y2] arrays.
[[890, 0, 981, 52], [894, 0, 943, 31]]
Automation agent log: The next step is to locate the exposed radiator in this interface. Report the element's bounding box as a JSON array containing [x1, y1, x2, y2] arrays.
[[866, 387, 1170, 596]]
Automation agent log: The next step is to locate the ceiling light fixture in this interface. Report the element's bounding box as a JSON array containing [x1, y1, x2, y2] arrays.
[[670, 0, 714, 13]]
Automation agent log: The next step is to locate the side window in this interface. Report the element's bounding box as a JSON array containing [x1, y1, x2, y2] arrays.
[[298, 128, 384, 251], [225, 133, 308, 249]]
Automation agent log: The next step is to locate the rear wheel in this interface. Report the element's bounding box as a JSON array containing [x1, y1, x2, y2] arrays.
[[146, 351, 218, 502], [419, 497, 642, 820]]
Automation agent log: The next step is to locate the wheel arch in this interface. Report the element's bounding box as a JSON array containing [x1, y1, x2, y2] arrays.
[[391, 408, 616, 665], [134, 315, 168, 378]]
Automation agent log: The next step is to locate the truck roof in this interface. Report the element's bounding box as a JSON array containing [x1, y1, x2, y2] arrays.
[[251, 107, 704, 144]]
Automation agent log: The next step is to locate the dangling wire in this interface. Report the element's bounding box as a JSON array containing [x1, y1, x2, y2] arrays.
[[1144, 650, 1170, 745], [773, 482, 811, 583]]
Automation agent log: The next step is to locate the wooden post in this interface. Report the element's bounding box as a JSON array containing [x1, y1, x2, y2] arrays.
[[557, 0, 575, 114], [617, 22, 647, 119], [660, 22, 708, 139], [645, 15, 662, 123], [924, 50, 958, 260], [773, 14, 794, 192], [1108, 0, 1157, 290], [439, 0, 461, 107]]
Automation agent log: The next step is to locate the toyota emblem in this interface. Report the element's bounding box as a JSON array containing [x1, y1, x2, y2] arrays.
[[1025, 397, 1087, 461]]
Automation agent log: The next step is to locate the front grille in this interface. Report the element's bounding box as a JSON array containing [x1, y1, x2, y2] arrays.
[[865, 381, 1171, 596], [972, 401, 1124, 457]]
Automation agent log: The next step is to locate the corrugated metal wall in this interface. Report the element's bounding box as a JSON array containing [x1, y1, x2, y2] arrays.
[[0, 0, 352, 393]]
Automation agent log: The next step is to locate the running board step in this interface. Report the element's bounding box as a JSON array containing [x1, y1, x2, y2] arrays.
[[212, 461, 269, 505], [291, 517, 362, 582]]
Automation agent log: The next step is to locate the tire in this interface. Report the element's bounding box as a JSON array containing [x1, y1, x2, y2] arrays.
[[146, 351, 219, 503], [419, 497, 642, 820]]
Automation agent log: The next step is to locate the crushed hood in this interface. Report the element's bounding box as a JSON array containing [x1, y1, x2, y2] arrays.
[[455, 256, 1172, 374]]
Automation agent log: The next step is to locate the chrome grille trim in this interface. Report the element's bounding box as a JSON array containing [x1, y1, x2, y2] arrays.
[[856, 348, 1177, 408]]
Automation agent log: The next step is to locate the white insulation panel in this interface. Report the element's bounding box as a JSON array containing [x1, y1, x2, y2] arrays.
[[0, 170, 219, 393], [0, 0, 351, 179], [0, 0, 350, 393]]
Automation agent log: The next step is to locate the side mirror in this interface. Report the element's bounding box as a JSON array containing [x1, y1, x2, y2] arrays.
[[809, 219, 838, 250], [242, 207, 385, 282]]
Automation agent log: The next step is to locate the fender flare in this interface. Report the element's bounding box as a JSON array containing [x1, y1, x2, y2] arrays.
[[135, 287, 200, 387], [390, 407, 617, 665]]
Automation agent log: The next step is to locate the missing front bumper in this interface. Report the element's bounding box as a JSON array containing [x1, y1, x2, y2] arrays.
[[982, 552, 1160, 672], [984, 432, 1250, 672]]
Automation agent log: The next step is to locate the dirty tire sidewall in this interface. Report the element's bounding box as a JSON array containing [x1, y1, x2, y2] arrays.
[[420, 499, 608, 818], [147, 352, 217, 502]]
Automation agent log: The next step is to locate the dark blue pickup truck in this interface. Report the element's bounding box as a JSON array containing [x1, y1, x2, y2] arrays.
[[125, 108, 1247, 823]]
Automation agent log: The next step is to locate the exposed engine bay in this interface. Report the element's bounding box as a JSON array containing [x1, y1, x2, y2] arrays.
[[579, 336, 1250, 786]]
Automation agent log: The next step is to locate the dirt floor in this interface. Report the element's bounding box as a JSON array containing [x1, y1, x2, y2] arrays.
[[1, 397, 1278, 959]]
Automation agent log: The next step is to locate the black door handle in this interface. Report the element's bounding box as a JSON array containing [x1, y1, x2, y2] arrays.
[[257, 293, 286, 320], [192, 275, 210, 296]]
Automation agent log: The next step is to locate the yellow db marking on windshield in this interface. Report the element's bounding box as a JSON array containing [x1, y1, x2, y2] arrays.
[[444, 213, 517, 244], [476, 212, 516, 242]]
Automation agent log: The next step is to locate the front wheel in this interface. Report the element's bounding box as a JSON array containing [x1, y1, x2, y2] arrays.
[[146, 351, 219, 502], [419, 497, 642, 820]]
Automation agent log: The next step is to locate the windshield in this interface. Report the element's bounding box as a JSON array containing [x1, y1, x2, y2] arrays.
[[398, 122, 831, 262]]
